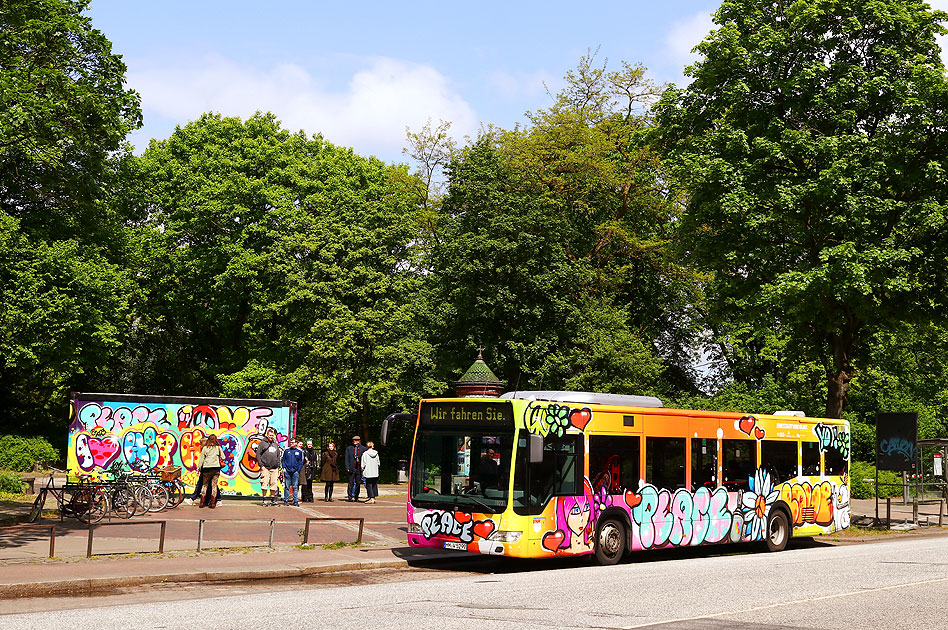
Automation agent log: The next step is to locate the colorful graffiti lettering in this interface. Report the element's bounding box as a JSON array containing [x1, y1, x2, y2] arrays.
[[419, 511, 495, 543], [67, 397, 295, 496], [780, 479, 834, 526], [540, 468, 849, 556], [219, 433, 241, 477], [814, 423, 851, 460], [524, 402, 592, 437], [736, 415, 766, 441]]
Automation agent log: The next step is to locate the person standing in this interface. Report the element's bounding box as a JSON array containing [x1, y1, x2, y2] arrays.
[[281, 438, 305, 506], [252, 428, 282, 506], [344, 436, 366, 502], [320, 442, 339, 501], [361, 441, 380, 504], [196, 434, 224, 509], [301, 439, 318, 503]]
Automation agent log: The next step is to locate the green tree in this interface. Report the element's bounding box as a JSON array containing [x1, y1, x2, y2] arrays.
[[0, 0, 141, 442], [126, 112, 433, 441], [0, 0, 141, 236], [656, 0, 948, 417]]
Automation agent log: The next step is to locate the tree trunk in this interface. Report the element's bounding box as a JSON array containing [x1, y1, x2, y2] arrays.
[[825, 333, 855, 419], [361, 391, 369, 443]]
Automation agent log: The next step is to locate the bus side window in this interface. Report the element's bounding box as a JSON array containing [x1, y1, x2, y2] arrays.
[[646, 437, 686, 491], [590, 435, 640, 493], [760, 440, 797, 484], [824, 445, 848, 476], [722, 439, 755, 491], [802, 442, 821, 476], [691, 438, 716, 490]]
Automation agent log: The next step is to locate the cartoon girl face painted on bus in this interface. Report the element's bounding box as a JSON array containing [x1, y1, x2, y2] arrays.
[[554, 478, 595, 553]]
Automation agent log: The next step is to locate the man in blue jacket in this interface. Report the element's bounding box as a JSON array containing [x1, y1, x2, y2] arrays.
[[281, 438, 306, 506], [344, 435, 366, 502]]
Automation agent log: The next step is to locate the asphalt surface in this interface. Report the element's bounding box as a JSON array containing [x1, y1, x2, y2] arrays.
[[0, 485, 945, 602]]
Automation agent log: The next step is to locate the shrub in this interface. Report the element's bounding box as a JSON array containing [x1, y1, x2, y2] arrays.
[[850, 460, 902, 499], [0, 435, 60, 472], [0, 470, 25, 494]]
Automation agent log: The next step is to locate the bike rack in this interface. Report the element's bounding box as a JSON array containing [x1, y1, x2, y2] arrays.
[[0, 524, 56, 558], [86, 520, 167, 557], [302, 517, 364, 545], [196, 519, 276, 552]]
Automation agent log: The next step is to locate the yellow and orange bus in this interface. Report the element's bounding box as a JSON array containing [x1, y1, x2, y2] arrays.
[[385, 391, 850, 564]]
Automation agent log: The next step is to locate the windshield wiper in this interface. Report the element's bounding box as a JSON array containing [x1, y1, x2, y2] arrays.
[[453, 493, 494, 513]]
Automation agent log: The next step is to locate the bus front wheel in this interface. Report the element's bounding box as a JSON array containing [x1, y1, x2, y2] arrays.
[[594, 518, 626, 565], [765, 509, 789, 552]]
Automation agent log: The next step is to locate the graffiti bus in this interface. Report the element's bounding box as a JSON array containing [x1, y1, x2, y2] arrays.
[[384, 391, 850, 564]]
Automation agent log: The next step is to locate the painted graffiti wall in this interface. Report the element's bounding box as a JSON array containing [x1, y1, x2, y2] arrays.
[[406, 398, 851, 558], [66, 394, 297, 496]]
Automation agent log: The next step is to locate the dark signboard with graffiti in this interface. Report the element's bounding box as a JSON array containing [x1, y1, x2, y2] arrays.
[[876, 412, 918, 472]]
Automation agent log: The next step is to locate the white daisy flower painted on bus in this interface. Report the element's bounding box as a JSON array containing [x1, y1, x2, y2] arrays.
[[741, 468, 780, 541]]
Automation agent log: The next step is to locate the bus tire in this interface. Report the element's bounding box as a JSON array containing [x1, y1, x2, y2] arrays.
[[594, 517, 625, 565], [765, 508, 790, 552]]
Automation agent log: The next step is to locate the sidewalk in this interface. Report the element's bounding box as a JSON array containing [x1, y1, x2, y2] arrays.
[[0, 484, 440, 599], [0, 489, 944, 601]]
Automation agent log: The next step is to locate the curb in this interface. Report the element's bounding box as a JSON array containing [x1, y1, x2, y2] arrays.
[[0, 557, 414, 599]]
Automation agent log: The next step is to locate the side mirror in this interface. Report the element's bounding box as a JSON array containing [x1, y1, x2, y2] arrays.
[[528, 434, 544, 463], [380, 412, 414, 446]]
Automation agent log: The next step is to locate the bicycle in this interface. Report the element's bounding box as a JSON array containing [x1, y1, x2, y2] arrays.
[[28, 474, 108, 524]]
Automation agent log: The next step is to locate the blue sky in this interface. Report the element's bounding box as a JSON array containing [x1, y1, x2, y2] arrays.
[[86, 1, 948, 165]]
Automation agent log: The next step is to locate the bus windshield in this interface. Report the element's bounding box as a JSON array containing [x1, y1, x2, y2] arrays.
[[411, 429, 513, 513], [410, 401, 515, 513]]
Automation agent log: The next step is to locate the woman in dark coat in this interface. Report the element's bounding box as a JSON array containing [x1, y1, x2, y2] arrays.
[[320, 442, 340, 501]]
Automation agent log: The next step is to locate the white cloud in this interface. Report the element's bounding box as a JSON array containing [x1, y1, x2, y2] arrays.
[[664, 8, 716, 79], [126, 54, 478, 163]]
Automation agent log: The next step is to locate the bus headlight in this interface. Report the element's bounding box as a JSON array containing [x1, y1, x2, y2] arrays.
[[408, 523, 422, 534], [489, 530, 522, 543]]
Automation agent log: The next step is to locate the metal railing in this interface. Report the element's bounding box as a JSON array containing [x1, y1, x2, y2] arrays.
[[86, 520, 167, 557], [0, 524, 56, 558], [302, 517, 364, 545]]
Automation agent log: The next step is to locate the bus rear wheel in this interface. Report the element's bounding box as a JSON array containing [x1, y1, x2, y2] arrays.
[[765, 509, 789, 552], [594, 518, 626, 565]]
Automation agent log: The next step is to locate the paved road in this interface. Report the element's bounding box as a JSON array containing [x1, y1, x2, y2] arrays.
[[1, 536, 945, 629]]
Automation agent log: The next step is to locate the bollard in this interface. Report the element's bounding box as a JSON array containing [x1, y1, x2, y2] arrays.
[[941, 500, 945, 528], [886, 497, 891, 529], [197, 519, 205, 552], [913, 497, 919, 524], [268, 519, 275, 547]]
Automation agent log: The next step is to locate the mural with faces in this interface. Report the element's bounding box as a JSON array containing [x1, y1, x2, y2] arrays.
[[67, 397, 295, 495]]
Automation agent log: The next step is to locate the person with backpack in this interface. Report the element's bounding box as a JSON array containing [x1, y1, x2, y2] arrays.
[[361, 441, 380, 504], [281, 438, 306, 506], [252, 428, 282, 506]]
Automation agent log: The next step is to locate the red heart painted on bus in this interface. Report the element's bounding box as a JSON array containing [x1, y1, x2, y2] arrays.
[[754, 427, 766, 441], [454, 511, 472, 524], [541, 530, 565, 552], [472, 520, 495, 539], [569, 408, 592, 431], [625, 490, 642, 508], [738, 415, 756, 435]]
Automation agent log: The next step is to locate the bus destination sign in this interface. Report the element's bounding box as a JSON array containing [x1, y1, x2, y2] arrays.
[[420, 401, 513, 427]]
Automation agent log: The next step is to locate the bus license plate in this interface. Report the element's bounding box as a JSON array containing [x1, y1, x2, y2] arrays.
[[444, 541, 467, 550]]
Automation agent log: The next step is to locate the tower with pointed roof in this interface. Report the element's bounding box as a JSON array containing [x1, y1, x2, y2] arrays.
[[454, 348, 506, 398]]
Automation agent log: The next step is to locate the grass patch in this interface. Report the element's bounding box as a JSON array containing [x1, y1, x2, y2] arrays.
[[819, 524, 902, 538], [321, 540, 361, 550]]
